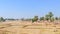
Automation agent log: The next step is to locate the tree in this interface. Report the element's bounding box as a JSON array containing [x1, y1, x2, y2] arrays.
[[48, 12, 53, 21], [32, 16, 38, 23], [45, 14, 49, 21], [0, 17, 5, 22], [40, 17, 44, 21], [55, 17, 58, 20], [51, 17, 54, 22], [45, 12, 54, 22]]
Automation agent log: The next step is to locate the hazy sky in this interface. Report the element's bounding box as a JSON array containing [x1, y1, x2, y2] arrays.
[[0, 0, 60, 19]]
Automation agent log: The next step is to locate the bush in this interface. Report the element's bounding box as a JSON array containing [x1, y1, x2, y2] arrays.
[[45, 12, 54, 22], [32, 16, 38, 23], [55, 17, 58, 20], [50, 17, 54, 22], [40, 17, 44, 21], [0, 17, 5, 22]]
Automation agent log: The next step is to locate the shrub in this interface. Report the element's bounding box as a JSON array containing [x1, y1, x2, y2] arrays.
[[0, 17, 5, 22], [55, 17, 58, 20], [50, 17, 54, 22], [45, 12, 54, 22], [40, 17, 44, 21], [32, 16, 38, 23]]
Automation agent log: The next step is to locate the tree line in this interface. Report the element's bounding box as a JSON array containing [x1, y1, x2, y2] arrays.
[[32, 12, 60, 23], [0, 12, 60, 22]]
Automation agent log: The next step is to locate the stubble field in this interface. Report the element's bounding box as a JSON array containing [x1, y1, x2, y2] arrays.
[[0, 20, 60, 34]]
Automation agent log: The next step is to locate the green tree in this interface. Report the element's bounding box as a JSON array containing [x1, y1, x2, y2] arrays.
[[40, 17, 44, 21], [32, 16, 38, 23], [55, 17, 58, 20], [0, 17, 5, 22], [45, 14, 49, 21], [48, 12, 53, 21], [45, 12, 54, 22], [51, 17, 54, 22]]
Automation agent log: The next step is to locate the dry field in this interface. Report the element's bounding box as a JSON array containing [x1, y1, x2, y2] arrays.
[[0, 20, 60, 34]]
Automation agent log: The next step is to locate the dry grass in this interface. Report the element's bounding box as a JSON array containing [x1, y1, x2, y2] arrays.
[[0, 20, 60, 34]]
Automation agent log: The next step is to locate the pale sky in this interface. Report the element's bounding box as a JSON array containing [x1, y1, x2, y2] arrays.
[[0, 0, 60, 19]]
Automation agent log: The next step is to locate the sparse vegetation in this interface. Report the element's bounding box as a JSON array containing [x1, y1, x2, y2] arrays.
[[32, 16, 38, 23], [0, 12, 59, 22], [39, 12, 54, 22], [51, 17, 55, 22], [45, 14, 49, 21], [0, 17, 5, 22], [0, 12, 60, 34], [55, 17, 59, 20], [45, 12, 54, 22], [21, 18, 24, 21], [40, 17, 44, 21]]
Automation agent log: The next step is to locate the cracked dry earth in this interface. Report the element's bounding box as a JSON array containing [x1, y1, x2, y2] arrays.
[[0, 21, 60, 34]]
